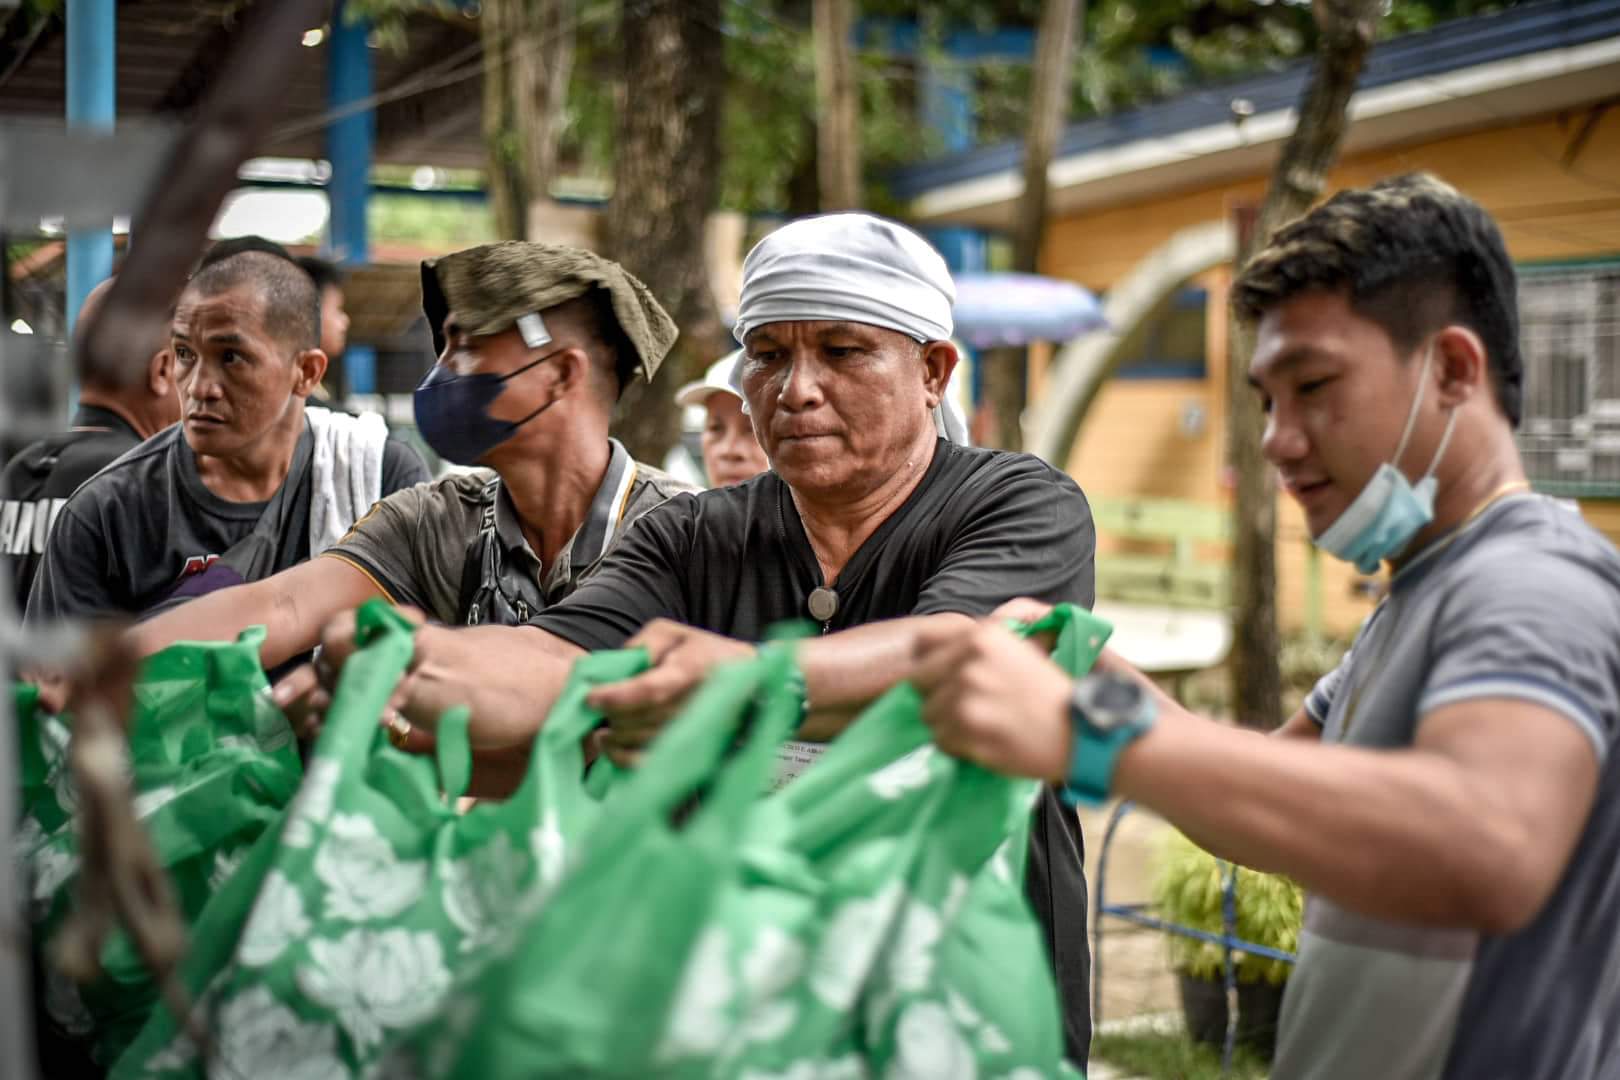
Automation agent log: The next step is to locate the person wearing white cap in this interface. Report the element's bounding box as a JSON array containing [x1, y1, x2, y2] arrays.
[[673, 350, 769, 488], [285, 213, 1098, 1067]]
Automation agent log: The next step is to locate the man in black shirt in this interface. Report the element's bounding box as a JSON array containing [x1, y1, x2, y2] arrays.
[[0, 277, 182, 612], [290, 213, 1098, 1065], [25, 246, 428, 623]]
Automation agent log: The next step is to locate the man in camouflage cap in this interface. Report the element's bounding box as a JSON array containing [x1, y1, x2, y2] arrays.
[[132, 241, 696, 671]]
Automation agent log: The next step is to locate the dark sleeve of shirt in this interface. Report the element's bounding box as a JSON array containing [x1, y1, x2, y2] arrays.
[[525, 494, 698, 652], [322, 483, 437, 614], [380, 438, 431, 496], [912, 455, 1096, 617], [24, 502, 120, 623]]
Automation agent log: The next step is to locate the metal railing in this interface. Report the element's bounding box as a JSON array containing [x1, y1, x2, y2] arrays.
[[1092, 799, 1297, 1075]]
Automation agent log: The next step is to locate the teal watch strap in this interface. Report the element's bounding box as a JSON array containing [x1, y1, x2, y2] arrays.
[[1060, 676, 1156, 807], [1061, 723, 1141, 807]]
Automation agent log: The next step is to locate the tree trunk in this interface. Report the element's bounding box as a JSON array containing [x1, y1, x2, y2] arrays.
[[604, 0, 729, 465], [988, 0, 1082, 451], [482, 0, 575, 241], [813, 0, 860, 210], [1226, 0, 1383, 730]]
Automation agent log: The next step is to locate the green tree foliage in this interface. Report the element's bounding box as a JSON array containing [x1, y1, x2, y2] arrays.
[[270, 0, 1520, 225]]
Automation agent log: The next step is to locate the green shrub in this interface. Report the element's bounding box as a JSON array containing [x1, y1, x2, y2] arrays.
[[1152, 828, 1303, 986]]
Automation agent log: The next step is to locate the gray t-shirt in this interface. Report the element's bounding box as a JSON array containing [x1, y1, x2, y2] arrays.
[[1277, 493, 1620, 1080], [325, 439, 693, 626], [24, 415, 427, 622]]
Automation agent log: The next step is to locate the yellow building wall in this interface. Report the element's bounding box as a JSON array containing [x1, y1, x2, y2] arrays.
[[1041, 108, 1620, 636], [1041, 111, 1620, 289]]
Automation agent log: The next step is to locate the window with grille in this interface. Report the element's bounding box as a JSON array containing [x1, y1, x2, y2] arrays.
[[1516, 264, 1620, 496]]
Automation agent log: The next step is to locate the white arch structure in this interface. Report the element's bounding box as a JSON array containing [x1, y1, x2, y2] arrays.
[[1027, 220, 1237, 466]]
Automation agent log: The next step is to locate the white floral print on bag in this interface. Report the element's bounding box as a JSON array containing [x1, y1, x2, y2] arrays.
[[886, 1000, 977, 1080], [810, 880, 906, 1011], [657, 925, 736, 1061], [239, 870, 313, 967], [443, 831, 526, 953], [314, 813, 428, 922], [283, 758, 341, 850], [38, 717, 77, 813], [296, 927, 452, 1056], [867, 748, 936, 801], [736, 925, 808, 1045], [211, 985, 347, 1080], [529, 811, 568, 902]]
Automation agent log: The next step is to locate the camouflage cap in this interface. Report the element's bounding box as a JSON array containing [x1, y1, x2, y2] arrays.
[[420, 241, 677, 387]]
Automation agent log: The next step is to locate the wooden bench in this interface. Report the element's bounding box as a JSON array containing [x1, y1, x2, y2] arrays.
[[1089, 497, 1233, 681]]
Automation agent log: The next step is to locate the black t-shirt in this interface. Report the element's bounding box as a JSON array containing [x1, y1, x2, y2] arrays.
[[532, 439, 1096, 647], [24, 413, 427, 622], [0, 405, 143, 613], [531, 439, 1098, 1064]]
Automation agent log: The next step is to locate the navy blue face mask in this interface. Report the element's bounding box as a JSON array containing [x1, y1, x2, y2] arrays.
[[413, 351, 559, 466]]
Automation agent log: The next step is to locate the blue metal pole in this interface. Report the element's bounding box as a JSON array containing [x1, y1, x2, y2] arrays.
[[66, 0, 116, 337], [326, 1, 376, 395]]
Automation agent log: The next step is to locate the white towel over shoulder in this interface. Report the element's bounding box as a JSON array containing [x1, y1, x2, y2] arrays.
[[306, 406, 389, 555]]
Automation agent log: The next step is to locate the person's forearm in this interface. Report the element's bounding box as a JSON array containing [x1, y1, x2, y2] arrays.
[[796, 613, 974, 722], [128, 582, 291, 663], [1116, 712, 1519, 930], [401, 623, 579, 752]]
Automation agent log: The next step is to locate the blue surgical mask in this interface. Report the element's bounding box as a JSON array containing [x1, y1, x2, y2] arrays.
[[413, 351, 559, 466], [1314, 344, 1458, 574]]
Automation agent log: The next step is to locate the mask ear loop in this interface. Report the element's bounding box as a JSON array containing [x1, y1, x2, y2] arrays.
[[490, 351, 564, 435], [1392, 340, 1458, 483], [1390, 341, 1435, 466], [1420, 409, 1459, 485]]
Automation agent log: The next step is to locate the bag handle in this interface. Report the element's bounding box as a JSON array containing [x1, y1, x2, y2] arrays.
[[589, 646, 799, 841], [306, 600, 418, 786], [1023, 602, 1114, 678], [777, 604, 1114, 825], [434, 706, 473, 803], [502, 647, 651, 812]]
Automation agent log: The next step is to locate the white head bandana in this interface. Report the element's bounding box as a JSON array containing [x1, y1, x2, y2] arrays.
[[729, 213, 970, 445], [731, 213, 956, 346]]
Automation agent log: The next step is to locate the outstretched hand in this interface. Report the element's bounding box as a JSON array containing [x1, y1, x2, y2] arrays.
[[271, 605, 429, 750], [586, 619, 756, 768], [910, 617, 1073, 783]]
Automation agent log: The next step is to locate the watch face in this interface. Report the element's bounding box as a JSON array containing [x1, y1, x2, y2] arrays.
[[1076, 673, 1147, 731], [1091, 676, 1142, 713]]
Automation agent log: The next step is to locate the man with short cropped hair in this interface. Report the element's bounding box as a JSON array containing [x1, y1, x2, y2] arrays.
[[912, 174, 1620, 1080], [25, 242, 428, 622], [1, 278, 181, 611]]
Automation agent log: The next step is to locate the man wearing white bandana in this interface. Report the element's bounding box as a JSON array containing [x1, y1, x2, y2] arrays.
[[284, 213, 1099, 1066]]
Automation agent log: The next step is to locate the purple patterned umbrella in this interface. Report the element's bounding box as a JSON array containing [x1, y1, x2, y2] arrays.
[[951, 272, 1108, 349]]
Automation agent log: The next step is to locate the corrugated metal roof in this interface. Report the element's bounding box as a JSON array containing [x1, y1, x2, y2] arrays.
[[0, 0, 487, 167]]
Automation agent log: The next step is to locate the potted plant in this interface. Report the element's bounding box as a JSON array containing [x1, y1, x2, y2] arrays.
[[1152, 828, 1303, 1059]]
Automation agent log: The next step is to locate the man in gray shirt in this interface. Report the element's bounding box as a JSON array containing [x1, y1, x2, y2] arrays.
[[911, 174, 1620, 1079], [131, 242, 693, 671], [25, 245, 428, 625]]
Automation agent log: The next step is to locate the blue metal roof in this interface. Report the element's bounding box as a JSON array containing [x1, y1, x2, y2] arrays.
[[889, 0, 1620, 200]]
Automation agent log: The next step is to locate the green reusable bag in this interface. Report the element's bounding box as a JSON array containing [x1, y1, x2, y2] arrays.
[[440, 605, 1107, 1079], [652, 603, 1108, 1079], [13, 628, 304, 1067], [434, 646, 806, 1080], [114, 602, 652, 1079]]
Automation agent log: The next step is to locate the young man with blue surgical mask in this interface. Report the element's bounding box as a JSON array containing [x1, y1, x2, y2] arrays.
[[129, 242, 694, 668], [911, 174, 1620, 1079]]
